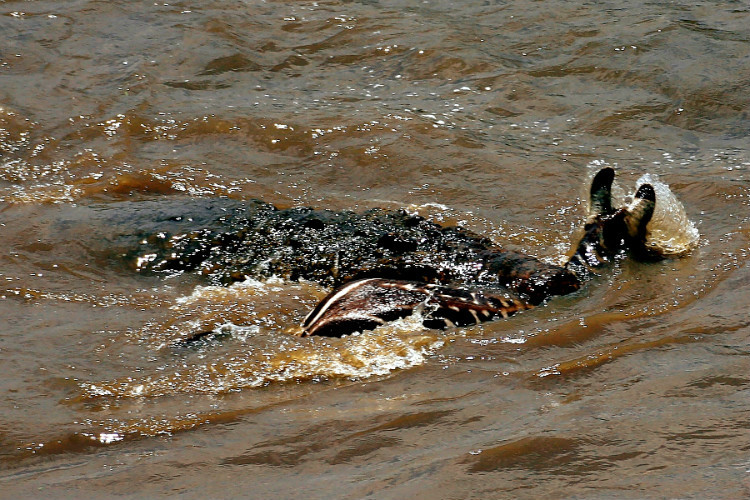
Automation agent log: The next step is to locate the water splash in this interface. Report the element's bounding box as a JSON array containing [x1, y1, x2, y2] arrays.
[[82, 280, 444, 399], [634, 173, 700, 256]]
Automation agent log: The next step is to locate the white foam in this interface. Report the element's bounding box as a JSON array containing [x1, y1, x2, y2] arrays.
[[93, 311, 444, 399], [634, 173, 700, 256], [173, 276, 290, 306]]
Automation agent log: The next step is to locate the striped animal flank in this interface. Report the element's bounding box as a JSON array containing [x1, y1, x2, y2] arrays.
[[421, 287, 531, 329], [301, 278, 531, 337]]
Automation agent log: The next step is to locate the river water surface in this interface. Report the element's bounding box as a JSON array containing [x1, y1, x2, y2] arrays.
[[1, 1, 749, 498]]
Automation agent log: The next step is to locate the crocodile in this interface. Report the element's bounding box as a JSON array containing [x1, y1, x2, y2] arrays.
[[131, 167, 655, 337]]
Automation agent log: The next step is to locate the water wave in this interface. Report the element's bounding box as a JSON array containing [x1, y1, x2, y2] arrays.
[[82, 279, 445, 399]]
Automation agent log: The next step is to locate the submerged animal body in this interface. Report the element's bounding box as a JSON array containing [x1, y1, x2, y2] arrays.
[[134, 167, 657, 338]]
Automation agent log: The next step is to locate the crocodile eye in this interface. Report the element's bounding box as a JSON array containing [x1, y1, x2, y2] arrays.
[[303, 218, 325, 230]]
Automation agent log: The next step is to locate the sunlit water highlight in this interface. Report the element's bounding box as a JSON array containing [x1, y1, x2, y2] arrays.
[[1, 0, 749, 498]]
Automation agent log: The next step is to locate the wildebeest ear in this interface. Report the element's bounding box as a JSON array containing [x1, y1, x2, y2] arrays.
[[589, 167, 616, 217]]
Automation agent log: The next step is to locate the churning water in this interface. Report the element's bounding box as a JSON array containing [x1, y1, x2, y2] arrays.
[[1, 1, 749, 498]]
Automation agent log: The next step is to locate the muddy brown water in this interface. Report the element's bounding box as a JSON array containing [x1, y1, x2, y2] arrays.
[[1, 1, 749, 498]]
